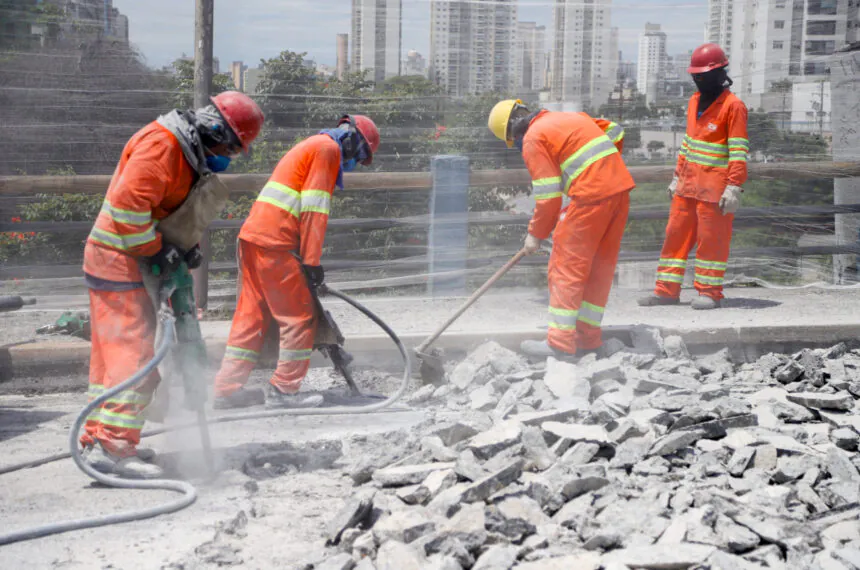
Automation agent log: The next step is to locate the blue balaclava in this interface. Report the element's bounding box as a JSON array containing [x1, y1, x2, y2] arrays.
[[319, 123, 369, 189]]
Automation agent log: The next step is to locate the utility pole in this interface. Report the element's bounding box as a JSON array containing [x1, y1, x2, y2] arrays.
[[818, 79, 825, 137], [193, 0, 214, 310], [618, 84, 625, 123]]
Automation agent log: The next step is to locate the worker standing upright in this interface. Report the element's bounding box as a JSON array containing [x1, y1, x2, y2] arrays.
[[81, 92, 264, 478], [639, 43, 749, 310], [213, 115, 381, 409], [488, 100, 635, 361]]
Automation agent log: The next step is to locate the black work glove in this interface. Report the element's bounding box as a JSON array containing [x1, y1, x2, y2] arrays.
[[303, 264, 325, 290], [184, 244, 204, 270], [149, 242, 184, 275]]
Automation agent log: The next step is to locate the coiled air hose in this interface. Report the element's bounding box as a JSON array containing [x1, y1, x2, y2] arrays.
[[0, 286, 412, 546]]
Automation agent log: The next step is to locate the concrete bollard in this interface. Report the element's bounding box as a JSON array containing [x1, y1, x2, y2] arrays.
[[428, 155, 470, 297], [830, 45, 860, 284]]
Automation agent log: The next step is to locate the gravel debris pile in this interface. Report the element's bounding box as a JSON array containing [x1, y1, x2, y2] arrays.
[[314, 331, 860, 570]]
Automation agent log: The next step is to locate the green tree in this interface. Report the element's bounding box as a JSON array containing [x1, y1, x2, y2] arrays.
[[647, 140, 666, 153], [304, 70, 374, 128], [624, 126, 642, 151], [748, 111, 828, 160], [256, 50, 318, 128], [167, 57, 234, 110]]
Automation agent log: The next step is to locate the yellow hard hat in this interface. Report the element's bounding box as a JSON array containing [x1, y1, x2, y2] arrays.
[[488, 99, 523, 148]]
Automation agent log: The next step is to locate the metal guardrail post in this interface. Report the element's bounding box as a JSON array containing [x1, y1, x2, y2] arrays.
[[832, 46, 860, 284], [428, 155, 469, 297]]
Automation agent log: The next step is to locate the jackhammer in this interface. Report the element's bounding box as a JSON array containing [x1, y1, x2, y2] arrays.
[[151, 260, 215, 475]]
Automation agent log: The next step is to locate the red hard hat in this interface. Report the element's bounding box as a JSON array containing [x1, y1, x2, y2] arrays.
[[211, 91, 265, 151], [339, 114, 380, 165], [688, 43, 729, 74]]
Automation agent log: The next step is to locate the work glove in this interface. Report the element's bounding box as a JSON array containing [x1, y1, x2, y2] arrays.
[[149, 242, 184, 275], [718, 185, 742, 215], [668, 176, 679, 199], [303, 264, 325, 290], [184, 244, 204, 270], [523, 233, 542, 255]]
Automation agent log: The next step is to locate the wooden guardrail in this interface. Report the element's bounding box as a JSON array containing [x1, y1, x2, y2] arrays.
[[2, 160, 860, 294], [2, 161, 860, 196]]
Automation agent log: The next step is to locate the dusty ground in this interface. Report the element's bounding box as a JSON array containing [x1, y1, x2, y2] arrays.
[[0, 367, 426, 569], [5, 287, 860, 351]]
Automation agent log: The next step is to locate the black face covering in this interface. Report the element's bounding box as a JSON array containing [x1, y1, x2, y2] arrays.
[[693, 68, 727, 97], [693, 67, 730, 114]]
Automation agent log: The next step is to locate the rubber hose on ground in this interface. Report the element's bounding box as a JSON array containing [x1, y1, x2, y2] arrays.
[[143, 285, 413, 435], [0, 287, 411, 544], [0, 315, 197, 546]]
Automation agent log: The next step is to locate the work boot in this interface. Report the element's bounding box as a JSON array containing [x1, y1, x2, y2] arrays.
[[135, 447, 157, 462], [213, 387, 266, 410], [691, 295, 721, 310], [83, 444, 164, 479], [265, 385, 324, 409], [520, 340, 578, 363], [637, 294, 680, 307]]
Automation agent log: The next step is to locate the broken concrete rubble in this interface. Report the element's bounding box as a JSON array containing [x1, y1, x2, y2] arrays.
[[317, 340, 860, 570]]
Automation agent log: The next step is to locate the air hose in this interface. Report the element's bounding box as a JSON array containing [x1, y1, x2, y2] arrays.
[[0, 286, 411, 546]]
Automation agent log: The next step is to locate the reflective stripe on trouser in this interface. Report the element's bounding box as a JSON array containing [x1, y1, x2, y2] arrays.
[[547, 190, 630, 353], [654, 195, 733, 301], [214, 239, 317, 397], [80, 287, 159, 458]]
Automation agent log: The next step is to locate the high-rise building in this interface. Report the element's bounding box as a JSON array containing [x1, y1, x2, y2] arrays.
[[707, 0, 735, 54], [516, 22, 547, 92], [550, 0, 617, 110], [430, 0, 517, 97], [336, 33, 349, 80], [34, 1, 129, 43], [848, 0, 860, 43], [230, 61, 245, 91], [244, 67, 263, 95], [403, 49, 428, 77], [730, 0, 852, 109], [638, 23, 668, 106], [351, 0, 402, 83]]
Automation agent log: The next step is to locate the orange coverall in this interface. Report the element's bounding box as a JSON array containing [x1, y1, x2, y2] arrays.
[[524, 110, 635, 354], [654, 90, 749, 301], [214, 134, 340, 396], [81, 121, 195, 457]]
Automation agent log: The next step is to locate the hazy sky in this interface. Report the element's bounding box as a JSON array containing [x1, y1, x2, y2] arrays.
[[113, 0, 708, 71]]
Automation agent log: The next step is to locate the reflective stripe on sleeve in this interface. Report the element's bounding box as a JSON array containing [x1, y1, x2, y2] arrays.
[[300, 190, 332, 215], [532, 176, 563, 200], [257, 181, 302, 218], [100, 200, 152, 225], [604, 122, 625, 143], [89, 226, 157, 250]]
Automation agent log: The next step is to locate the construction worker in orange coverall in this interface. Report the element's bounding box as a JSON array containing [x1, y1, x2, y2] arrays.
[[80, 92, 264, 479], [213, 115, 381, 409], [488, 100, 635, 362], [639, 43, 749, 310]]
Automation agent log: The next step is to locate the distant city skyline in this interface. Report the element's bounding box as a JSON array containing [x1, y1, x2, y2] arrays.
[[112, 0, 708, 71]]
